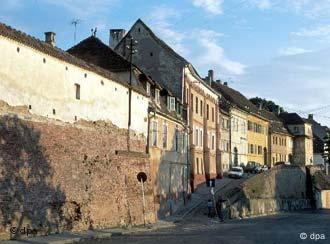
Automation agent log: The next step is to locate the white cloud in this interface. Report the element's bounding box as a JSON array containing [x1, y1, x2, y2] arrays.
[[278, 47, 312, 56], [193, 29, 246, 75], [247, 0, 272, 10], [192, 0, 224, 15], [292, 25, 330, 38], [148, 6, 189, 56], [237, 48, 330, 126], [245, 0, 330, 18]]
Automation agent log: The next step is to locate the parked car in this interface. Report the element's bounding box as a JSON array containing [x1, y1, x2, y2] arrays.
[[274, 161, 291, 166], [244, 161, 256, 173], [228, 166, 244, 179], [261, 165, 269, 172], [245, 161, 262, 174]]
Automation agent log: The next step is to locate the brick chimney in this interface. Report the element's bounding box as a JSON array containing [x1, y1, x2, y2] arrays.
[[45, 32, 56, 47], [109, 29, 126, 49], [208, 70, 214, 82]]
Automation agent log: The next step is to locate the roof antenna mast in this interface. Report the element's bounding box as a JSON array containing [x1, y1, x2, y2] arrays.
[[71, 19, 81, 45]]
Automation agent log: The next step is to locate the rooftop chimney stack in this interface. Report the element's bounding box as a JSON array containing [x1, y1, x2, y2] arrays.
[[45, 32, 56, 47], [109, 29, 126, 49], [208, 70, 214, 84], [223, 82, 228, 86], [308, 114, 314, 120]]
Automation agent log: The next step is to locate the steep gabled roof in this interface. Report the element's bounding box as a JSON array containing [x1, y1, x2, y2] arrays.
[[67, 36, 131, 72], [211, 81, 260, 115], [279, 113, 308, 125], [116, 19, 189, 65]]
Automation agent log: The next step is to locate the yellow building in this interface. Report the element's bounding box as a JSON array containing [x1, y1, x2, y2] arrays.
[[247, 114, 269, 165]]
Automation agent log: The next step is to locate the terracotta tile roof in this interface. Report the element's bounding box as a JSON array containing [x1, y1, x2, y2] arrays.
[[0, 22, 147, 96]]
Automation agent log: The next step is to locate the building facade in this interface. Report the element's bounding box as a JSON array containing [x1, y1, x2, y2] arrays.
[[184, 66, 219, 187], [218, 100, 231, 174], [247, 114, 269, 165], [115, 19, 220, 190], [268, 119, 294, 167], [67, 34, 189, 218], [280, 113, 314, 166]]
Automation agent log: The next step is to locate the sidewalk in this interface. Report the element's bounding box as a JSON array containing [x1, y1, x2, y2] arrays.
[[2, 220, 175, 244]]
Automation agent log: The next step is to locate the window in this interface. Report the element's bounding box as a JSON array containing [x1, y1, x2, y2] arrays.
[[155, 89, 160, 104], [146, 83, 151, 95], [206, 104, 209, 120], [191, 93, 193, 107], [150, 52, 153, 56], [250, 144, 254, 154], [151, 121, 158, 146], [196, 158, 199, 174], [175, 129, 179, 152], [258, 146, 262, 155], [195, 128, 199, 146], [200, 100, 203, 116], [248, 121, 252, 131], [294, 126, 299, 133], [195, 97, 198, 114], [162, 123, 168, 149], [212, 134, 215, 150], [212, 107, 214, 122], [75, 83, 80, 100], [52, 109, 56, 115], [200, 129, 203, 147], [168, 96, 175, 111]]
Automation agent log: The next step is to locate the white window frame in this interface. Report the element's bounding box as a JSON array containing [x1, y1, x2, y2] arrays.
[[155, 89, 160, 104], [151, 120, 158, 147], [146, 82, 151, 95], [162, 122, 168, 149]]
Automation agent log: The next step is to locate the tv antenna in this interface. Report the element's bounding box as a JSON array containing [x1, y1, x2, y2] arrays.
[[71, 18, 81, 45]]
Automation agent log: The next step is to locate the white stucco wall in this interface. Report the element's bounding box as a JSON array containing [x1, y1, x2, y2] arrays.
[[230, 108, 248, 165], [0, 36, 149, 136]]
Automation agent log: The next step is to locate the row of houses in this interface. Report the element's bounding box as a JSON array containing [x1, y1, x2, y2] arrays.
[[0, 19, 319, 219]]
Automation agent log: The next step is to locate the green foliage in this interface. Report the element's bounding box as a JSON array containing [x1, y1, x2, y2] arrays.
[[250, 97, 285, 113]]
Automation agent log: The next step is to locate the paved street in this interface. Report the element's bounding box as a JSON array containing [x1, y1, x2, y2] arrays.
[[83, 210, 330, 244]]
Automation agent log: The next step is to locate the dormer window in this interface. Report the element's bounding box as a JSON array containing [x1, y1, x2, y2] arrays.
[[146, 82, 151, 95], [155, 89, 160, 104], [168, 96, 176, 111]]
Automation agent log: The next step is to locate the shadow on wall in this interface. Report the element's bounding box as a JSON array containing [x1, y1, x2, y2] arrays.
[[0, 115, 70, 240], [217, 165, 312, 220], [154, 132, 188, 219]]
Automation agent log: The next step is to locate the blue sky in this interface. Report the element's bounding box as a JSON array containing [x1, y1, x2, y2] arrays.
[[1, 0, 330, 126]]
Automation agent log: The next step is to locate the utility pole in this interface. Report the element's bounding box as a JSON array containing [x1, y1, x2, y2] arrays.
[[126, 37, 138, 151]]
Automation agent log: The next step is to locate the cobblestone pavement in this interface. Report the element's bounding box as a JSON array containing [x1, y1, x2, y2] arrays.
[[83, 210, 330, 244]]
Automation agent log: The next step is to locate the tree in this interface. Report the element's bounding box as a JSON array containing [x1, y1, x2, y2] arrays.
[[249, 97, 285, 114]]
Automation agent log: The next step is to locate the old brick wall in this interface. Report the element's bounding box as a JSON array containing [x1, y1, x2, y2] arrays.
[[0, 108, 154, 240]]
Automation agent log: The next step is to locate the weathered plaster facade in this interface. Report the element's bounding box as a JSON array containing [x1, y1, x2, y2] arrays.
[[230, 107, 248, 166], [287, 123, 313, 165], [218, 108, 230, 175], [184, 66, 219, 188], [149, 112, 188, 218], [0, 34, 149, 137], [247, 114, 269, 165]]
